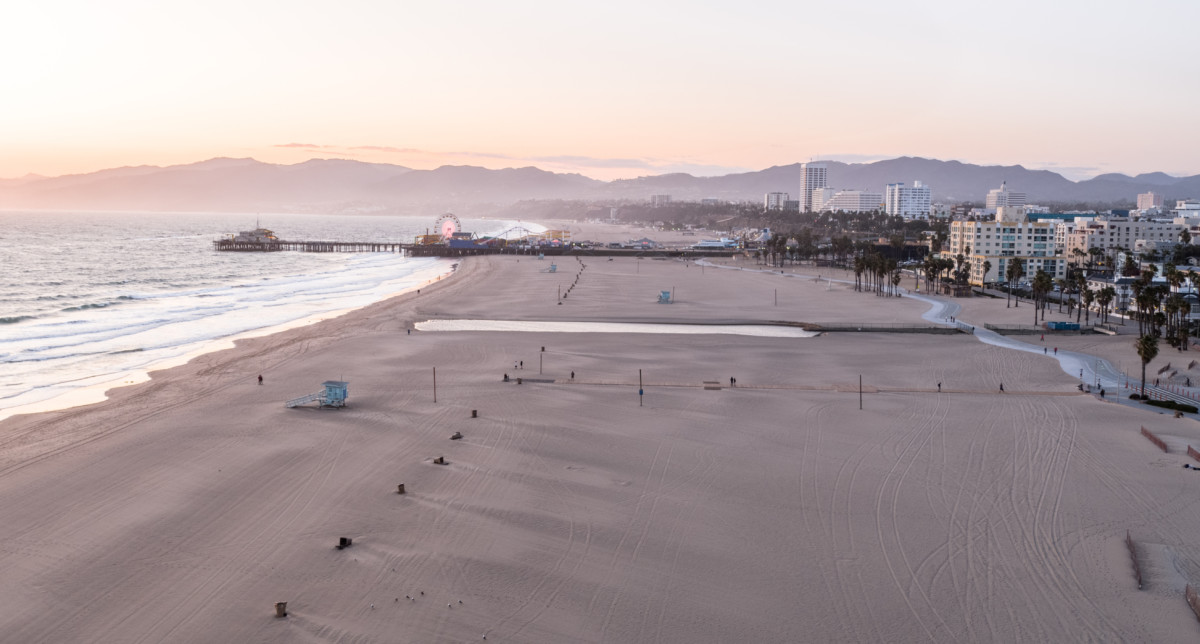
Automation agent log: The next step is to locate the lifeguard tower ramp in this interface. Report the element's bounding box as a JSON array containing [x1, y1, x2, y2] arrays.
[[286, 381, 349, 409], [541, 263, 557, 273]]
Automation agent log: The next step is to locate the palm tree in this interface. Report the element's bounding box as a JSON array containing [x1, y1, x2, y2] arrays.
[[1081, 287, 1095, 325], [1033, 270, 1054, 324], [1006, 258, 1024, 308], [1136, 334, 1159, 398], [1097, 286, 1115, 324], [982, 260, 992, 287]]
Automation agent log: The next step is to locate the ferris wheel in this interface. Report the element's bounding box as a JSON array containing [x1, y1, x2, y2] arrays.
[[435, 213, 461, 240]]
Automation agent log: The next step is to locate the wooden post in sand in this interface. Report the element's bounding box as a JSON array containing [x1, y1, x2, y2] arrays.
[[433, 367, 437, 403], [859, 375, 863, 410], [397, 483, 406, 494], [774, 288, 777, 306], [639, 369, 643, 407], [275, 602, 288, 617]]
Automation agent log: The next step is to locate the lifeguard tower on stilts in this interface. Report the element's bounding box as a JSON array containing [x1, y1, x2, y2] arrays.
[[286, 381, 349, 409]]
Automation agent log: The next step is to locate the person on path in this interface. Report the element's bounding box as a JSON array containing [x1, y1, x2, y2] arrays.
[[1054, 347, 1058, 355], [1041, 334, 1044, 341], [1044, 347, 1047, 354], [257, 375, 263, 385]]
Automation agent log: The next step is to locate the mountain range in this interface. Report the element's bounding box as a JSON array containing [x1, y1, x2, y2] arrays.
[[2, 156, 1198, 214]]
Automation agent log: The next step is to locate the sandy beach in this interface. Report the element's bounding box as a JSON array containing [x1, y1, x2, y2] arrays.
[[3, 239, 1200, 642]]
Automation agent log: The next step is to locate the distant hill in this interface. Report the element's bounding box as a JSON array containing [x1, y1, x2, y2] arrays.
[[2, 156, 1198, 213]]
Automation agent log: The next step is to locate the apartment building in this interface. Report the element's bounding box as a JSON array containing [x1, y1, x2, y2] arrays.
[[1064, 217, 1184, 257], [764, 192, 789, 210], [946, 209, 1064, 284]]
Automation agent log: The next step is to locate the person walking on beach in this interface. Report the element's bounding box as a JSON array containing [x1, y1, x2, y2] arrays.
[[937, 382, 941, 392], [999, 382, 1004, 393], [257, 375, 263, 385], [520, 360, 523, 370], [570, 371, 575, 379], [1054, 347, 1058, 355]]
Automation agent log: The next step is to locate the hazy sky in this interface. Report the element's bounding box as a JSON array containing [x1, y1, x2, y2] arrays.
[[3, 0, 1198, 181]]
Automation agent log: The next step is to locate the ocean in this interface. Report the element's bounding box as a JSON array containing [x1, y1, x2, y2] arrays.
[[0, 211, 534, 420]]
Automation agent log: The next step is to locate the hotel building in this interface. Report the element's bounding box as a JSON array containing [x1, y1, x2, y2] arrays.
[[799, 163, 827, 212], [884, 181, 932, 218]]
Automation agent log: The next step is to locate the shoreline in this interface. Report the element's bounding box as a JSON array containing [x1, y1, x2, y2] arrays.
[[0, 259, 458, 423]]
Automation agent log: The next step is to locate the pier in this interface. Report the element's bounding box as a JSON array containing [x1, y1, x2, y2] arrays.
[[212, 239, 736, 258], [212, 239, 500, 256]]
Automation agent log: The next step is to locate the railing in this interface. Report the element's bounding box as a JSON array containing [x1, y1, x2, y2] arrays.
[[285, 392, 323, 408], [983, 323, 1094, 335], [1127, 530, 1143, 590], [1140, 426, 1169, 453]]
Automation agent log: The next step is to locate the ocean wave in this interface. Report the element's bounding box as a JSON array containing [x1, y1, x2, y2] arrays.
[[0, 316, 36, 324], [61, 301, 124, 312]]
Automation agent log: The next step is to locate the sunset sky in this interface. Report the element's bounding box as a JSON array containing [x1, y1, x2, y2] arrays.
[[3, 0, 1198, 181]]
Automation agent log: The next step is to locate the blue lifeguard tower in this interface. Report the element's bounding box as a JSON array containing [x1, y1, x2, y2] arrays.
[[286, 380, 349, 409], [658, 290, 672, 303]]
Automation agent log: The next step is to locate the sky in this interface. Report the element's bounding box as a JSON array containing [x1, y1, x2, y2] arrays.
[[2, 0, 1198, 182]]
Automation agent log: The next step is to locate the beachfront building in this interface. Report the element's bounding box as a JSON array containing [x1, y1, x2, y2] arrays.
[[764, 192, 790, 210], [649, 195, 672, 207], [884, 181, 932, 218], [985, 182, 1027, 210], [799, 162, 828, 212], [1174, 200, 1200, 217], [945, 208, 1065, 284], [816, 190, 883, 214], [1064, 216, 1185, 258], [1138, 192, 1165, 210]]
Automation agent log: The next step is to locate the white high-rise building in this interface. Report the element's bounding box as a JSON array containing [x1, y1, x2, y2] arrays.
[[986, 181, 1026, 209], [799, 163, 827, 212], [764, 192, 789, 210], [811, 187, 838, 212], [884, 181, 932, 218]]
